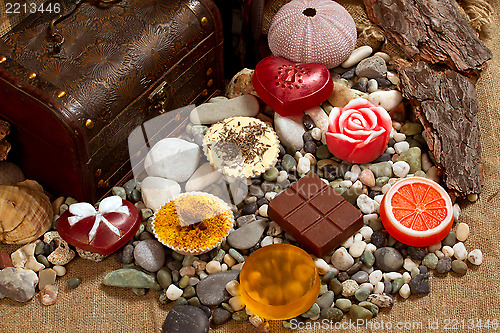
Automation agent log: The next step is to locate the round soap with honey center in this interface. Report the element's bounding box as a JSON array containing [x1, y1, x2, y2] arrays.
[[239, 243, 320, 320]]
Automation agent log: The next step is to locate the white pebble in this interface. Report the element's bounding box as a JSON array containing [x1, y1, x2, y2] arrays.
[[249, 315, 264, 328], [385, 147, 395, 154], [394, 141, 410, 154], [368, 90, 403, 112], [453, 242, 468, 260], [331, 247, 354, 271], [276, 171, 288, 183], [359, 283, 374, 293], [341, 45, 373, 68], [294, 151, 303, 161], [52, 265, 66, 277], [435, 250, 445, 259], [226, 280, 240, 296], [467, 249, 483, 265], [374, 52, 391, 62], [229, 296, 245, 311], [224, 254, 236, 267], [340, 180, 353, 188], [361, 266, 374, 274], [381, 183, 392, 194], [351, 180, 363, 190], [297, 157, 311, 174], [221, 263, 228, 271], [311, 127, 322, 140], [349, 241, 367, 258], [166, 284, 183, 301], [442, 246, 454, 257], [421, 153, 433, 172], [453, 204, 461, 223], [373, 195, 384, 204], [427, 241, 442, 253], [403, 258, 419, 271], [402, 272, 411, 283], [399, 283, 411, 299], [373, 282, 385, 294], [387, 71, 400, 85], [350, 165, 361, 181], [205, 260, 222, 274], [363, 213, 379, 225], [199, 272, 208, 280], [353, 233, 363, 243], [314, 258, 331, 275], [304, 153, 317, 166], [273, 237, 282, 244], [265, 191, 277, 201], [393, 161, 410, 178], [359, 226, 373, 240], [456, 223, 470, 242], [261, 235, 273, 247], [467, 193, 478, 202], [189, 277, 200, 286], [365, 243, 377, 253], [393, 133, 406, 143], [369, 270, 383, 285], [357, 194, 375, 214], [258, 204, 268, 217], [367, 79, 378, 93], [384, 272, 402, 281], [341, 236, 354, 248], [392, 121, 402, 130], [232, 263, 244, 270], [390, 127, 397, 139]]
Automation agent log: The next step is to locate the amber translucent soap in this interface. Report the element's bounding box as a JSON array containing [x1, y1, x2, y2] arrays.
[[239, 243, 320, 320]]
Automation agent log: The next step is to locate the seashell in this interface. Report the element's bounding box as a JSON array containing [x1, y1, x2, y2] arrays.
[[0, 180, 53, 244], [268, 0, 357, 69]]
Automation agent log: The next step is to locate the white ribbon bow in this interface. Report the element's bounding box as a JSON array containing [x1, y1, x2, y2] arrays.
[[68, 196, 130, 243]]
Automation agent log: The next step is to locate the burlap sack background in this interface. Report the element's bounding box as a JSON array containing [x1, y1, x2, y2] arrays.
[[1, 0, 499, 332]]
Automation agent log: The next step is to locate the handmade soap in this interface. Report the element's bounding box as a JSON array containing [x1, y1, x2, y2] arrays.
[[239, 244, 320, 320], [268, 173, 363, 257]]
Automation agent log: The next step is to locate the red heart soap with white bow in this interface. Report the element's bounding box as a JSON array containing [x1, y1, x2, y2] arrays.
[[58, 196, 140, 255], [252, 56, 333, 116]]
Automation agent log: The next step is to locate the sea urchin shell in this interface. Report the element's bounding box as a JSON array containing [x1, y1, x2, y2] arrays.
[[268, 0, 357, 69]]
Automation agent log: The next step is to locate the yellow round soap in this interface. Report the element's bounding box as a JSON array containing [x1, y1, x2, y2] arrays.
[[239, 243, 320, 320]]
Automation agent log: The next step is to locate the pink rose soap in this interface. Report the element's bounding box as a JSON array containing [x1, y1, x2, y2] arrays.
[[325, 98, 392, 163]]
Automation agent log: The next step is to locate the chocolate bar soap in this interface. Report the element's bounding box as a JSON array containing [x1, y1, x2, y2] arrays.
[[268, 173, 363, 257]]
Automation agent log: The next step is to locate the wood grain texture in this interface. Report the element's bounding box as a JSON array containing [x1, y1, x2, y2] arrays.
[[363, 0, 492, 75], [399, 61, 483, 197]]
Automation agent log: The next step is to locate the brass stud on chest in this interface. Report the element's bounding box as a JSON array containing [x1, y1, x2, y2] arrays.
[[85, 119, 94, 129], [201, 17, 208, 26], [0, 56, 6, 64]]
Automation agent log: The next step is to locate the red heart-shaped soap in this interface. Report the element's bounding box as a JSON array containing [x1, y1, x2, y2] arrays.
[[252, 56, 334, 116], [57, 196, 140, 255]]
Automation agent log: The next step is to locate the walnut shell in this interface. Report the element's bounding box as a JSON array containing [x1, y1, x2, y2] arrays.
[[0, 180, 53, 244]]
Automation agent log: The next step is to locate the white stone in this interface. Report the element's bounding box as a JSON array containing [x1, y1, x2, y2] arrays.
[[226, 280, 240, 296], [393, 161, 410, 178], [467, 249, 483, 265], [399, 283, 411, 299], [249, 315, 264, 328], [229, 296, 245, 311], [393, 133, 406, 143], [341, 236, 354, 248], [350, 165, 361, 182], [456, 223, 470, 242], [276, 171, 288, 183], [435, 250, 445, 259], [453, 204, 461, 223], [381, 183, 392, 194], [52, 265, 66, 277], [304, 153, 317, 166], [185, 163, 222, 192], [351, 180, 363, 190], [392, 121, 402, 130], [190, 94, 259, 124], [349, 241, 367, 258], [341, 46, 373, 68], [442, 246, 454, 257], [305, 106, 329, 141], [359, 283, 374, 293], [294, 151, 303, 161], [385, 147, 395, 154], [453, 242, 468, 260], [369, 270, 383, 285], [265, 191, 278, 201], [373, 195, 384, 204], [353, 233, 363, 243], [258, 204, 268, 217], [402, 272, 411, 283], [427, 242, 442, 253], [384, 272, 402, 281], [403, 258, 419, 271], [368, 90, 403, 112], [340, 180, 353, 188], [365, 243, 377, 253], [205, 260, 222, 274], [374, 52, 390, 62], [394, 141, 410, 154], [141, 176, 181, 212], [166, 284, 183, 301], [363, 213, 379, 225], [260, 236, 273, 247], [314, 258, 331, 275], [223, 254, 236, 267], [144, 138, 200, 182], [421, 153, 433, 172], [367, 79, 378, 93], [331, 247, 354, 271], [274, 112, 305, 150], [373, 282, 385, 294], [361, 266, 374, 274], [357, 194, 375, 214], [387, 72, 400, 85], [297, 157, 311, 174], [221, 263, 228, 272]]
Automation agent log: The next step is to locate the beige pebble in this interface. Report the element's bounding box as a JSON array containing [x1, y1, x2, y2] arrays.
[[40, 284, 58, 306], [314, 258, 331, 275], [359, 169, 376, 187], [249, 315, 264, 328], [221, 263, 228, 272], [374, 52, 391, 63], [467, 249, 483, 265], [229, 296, 245, 311], [456, 223, 470, 242], [38, 268, 57, 291], [224, 254, 237, 267], [341, 46, 373, 68], [399, 283, 411, 299], [225, 280, 240, 296], [205, 260, 222, 274], [442, 246, 454, 257], [179, 266, 196, 277], [52, 265, 66, 277], [231, 263, 244, 270], [467, 193, 478, 202]]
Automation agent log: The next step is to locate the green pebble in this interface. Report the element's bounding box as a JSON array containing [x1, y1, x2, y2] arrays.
[[140, 208, 153, 222], [173, 297, 188, 307], [350, 304, 373, 322], [187, 297, 201, 306], [232, 310, 249, 321], [139, 232, 154, 241], [413, 133, 427, 147], [410, 267, 420, 278], [396, 147, 422, 173], [221, 240, 231, 252], [342, 186, 364, 206], [156, 267, 172, 289], [282, 154, 297, 172], [329, 278, 343, 296], [451, 260, 468, 276], [103, 268, 161, 290], [422, 253, 439, 270], [135, 223, 145, 239], [132, 240, 141, 247], [228, 249, 245, 263], [407, 138, 422, 149], [355, 287, 371, 302], [400, 122, 423, 136], [414, 170, 426, 177], [316, 145, 332, 159], [320, 307, 344, 321], [123, 179, 138, 197], [442, 231, 457, 247], [213, 249, 226, 262], [375, 176, 390, 187], [159, 290, 169, 304], [392, 112, 405, 122], [337, 78, 349, 86], [360, 250, 375, 268], [369, 219, 384, 231], [321, 102, 334, 115], [112, 187, 127, 200], [330, 179, 342, 188], [288, 174, 297, 182], [179, 275, 190, 289], [36, 254, 51, 268], [263, 167, 279, 181], [335, 298, 352, 312], [191, 125, 208, 136], [145, 217, 155, 234], [172, 252, 184, 261], [359, 301, 379, 317], [221, 302, 234, 313], [68, 277, 81, 289], [301, 302, 320, 318], [132, 288, 146, 296], [369, 162, 393, 178], [392, 277, 405, 293], [34, 241, 45, 256], [182, 285, 196, 298], [130, 189, 142, 203], [182, 255, 198, 267], [65, 197, 78, 205], [333, 187, 346, 195], [123, 263, 137, 269]]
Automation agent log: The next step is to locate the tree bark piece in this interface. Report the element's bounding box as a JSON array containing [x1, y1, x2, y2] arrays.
[[0, 140, 10, 161], [363, 0, 492, 75], [399, 61, 483, 197]]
